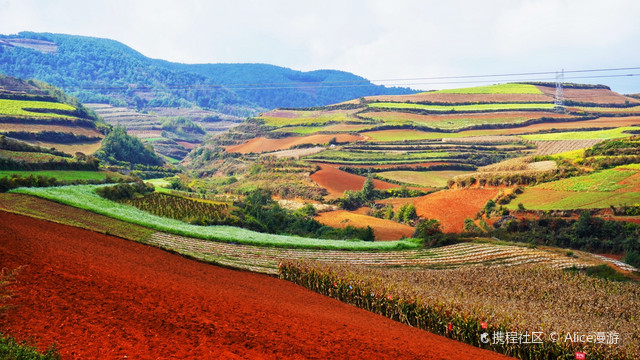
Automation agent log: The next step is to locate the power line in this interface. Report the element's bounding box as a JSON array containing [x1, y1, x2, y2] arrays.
[[4, 66, 639, 91]]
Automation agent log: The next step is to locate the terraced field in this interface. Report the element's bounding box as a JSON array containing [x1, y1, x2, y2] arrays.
[[376, 170, 473, 187], [368, 102, 555, 112], [507, 167, 640, 210], [0, 98, 76, 117], [147, 233, 599, 275]]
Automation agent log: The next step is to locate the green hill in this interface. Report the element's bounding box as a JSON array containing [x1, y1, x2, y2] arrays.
[[0, 32, 415, 117]]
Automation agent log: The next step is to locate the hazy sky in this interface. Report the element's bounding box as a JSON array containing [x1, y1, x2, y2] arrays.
[[1, 0, 639, 93]]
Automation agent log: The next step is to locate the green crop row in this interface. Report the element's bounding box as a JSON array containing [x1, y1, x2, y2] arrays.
[[10, 185, 420, 250], [0, 99, 76, 118], [431, 83, 544, 95]]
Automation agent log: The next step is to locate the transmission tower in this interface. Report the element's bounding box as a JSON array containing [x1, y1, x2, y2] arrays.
[[554, 69, 565, 113]]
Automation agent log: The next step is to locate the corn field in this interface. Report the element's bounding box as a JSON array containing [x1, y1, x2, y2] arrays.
[[280, 261, 640, 360], [122, 192, 230, 224]]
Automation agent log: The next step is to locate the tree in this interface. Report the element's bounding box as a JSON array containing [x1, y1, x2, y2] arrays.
[[414, 218, 441, 239], [361, 175, 375, 201]]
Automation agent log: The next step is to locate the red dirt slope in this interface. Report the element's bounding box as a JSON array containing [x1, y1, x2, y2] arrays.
[[310, 164, 400, 199], [0, 212, 513, 360]]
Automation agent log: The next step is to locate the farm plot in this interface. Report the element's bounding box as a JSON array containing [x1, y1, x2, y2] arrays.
[[368, 102, 555, 112], [310, 164, 400, 199], [147, 234, 595, 275], [376, 170, 473, 187], [259, 108, 364, 127], [226, 133, 362, 153], [359, 111, 576, 131], [536, 85, 640, 105], [0, 149, 69, 163], [507, 167, 640, 210], [0, 170, 112, 181], [305, 149, 452, 165], [273, 123, 375, 135], [0, 123, 104, 137], [521, 127, 638, 141], [575, 105, 640, 114], [531, 139, 603, 155], [11, 185, 418, 250], [281, 260, 640, 360], [412, 188, 503, 232], [1, 212, 520, 360], [314, 210, 415, 241], [32, 140, 103, 155], [0, 99, 76, 118]]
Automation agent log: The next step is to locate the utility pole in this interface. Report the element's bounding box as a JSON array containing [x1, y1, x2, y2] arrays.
[[554, 69, 565, 113]]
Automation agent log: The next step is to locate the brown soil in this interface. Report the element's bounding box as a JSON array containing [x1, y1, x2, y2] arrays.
[[0, 211, 513, 360], [226, 134, 362, 153], [310, 164, 400, 199], [315, 209, 415, 240]]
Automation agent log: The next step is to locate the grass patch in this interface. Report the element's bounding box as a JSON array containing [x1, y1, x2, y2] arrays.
[[10, 185, 420, 251], [431, 83, 544, 94], [369, 102, 554, 112]]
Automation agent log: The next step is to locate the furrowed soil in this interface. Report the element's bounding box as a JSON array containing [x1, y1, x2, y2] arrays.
[[0, 211, 513, 360]]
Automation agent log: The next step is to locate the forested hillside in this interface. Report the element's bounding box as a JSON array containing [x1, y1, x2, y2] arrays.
[[0, 32, 415, 116]]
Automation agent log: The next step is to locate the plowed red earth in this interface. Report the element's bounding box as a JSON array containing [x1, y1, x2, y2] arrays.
[[310, 164, 399, 199], [0, 212, 514, 360]]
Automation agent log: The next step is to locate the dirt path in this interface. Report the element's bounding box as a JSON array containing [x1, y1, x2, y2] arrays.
[[0, 212, 513, 360]]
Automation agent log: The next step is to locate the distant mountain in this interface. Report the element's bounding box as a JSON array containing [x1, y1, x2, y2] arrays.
[[0, 32, 416, 117]]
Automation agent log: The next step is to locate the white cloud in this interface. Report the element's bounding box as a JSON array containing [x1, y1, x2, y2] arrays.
[[0, 0, 639, 92]]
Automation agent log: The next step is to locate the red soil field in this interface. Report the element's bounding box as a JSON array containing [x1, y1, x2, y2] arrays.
[[0, 212, 513, 360], [360, 111, 576, 124], [379, 189, 501, 233], [315, 209, 415, 240], [175, 141, 199, 149], [536, 85, 640, 105], [364, 93, 552, 104], [310, 164, 400, 199], [345, 161, 451, 169], [226, 133, 362, 153]]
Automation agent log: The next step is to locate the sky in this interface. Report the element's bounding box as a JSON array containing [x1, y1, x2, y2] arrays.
[[1, 0, 639, 93]]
